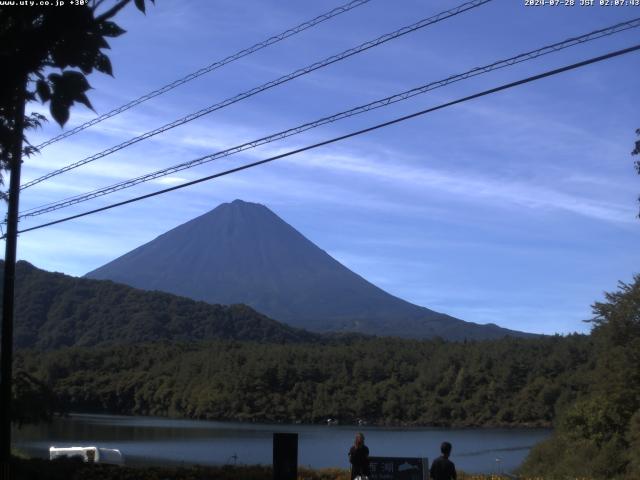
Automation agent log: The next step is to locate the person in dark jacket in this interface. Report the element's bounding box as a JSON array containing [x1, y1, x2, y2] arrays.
[[348, 432, 370, 480], [430, 441, 456, 480]]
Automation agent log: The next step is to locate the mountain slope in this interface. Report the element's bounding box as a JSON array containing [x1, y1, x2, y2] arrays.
[[86, 200, 532, 340], [2, 260, 318, 349]]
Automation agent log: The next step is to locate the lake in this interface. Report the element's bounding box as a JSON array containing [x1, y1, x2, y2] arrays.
[[13, 414, 551, 474]]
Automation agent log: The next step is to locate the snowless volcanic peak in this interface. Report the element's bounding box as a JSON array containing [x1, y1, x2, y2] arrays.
[[86, 200, 533, 340]]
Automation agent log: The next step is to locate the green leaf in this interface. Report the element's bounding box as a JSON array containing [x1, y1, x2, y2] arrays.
[[36, 80, 51, 103], [62, 70, 91, 93], [134, 0, 146, 13], [23, 145, 39, 158], [94, 52, 113, 76], [97, 36, 111, 50], [47, 73, 62, 85], [77, 51, 95, 75], [100, 20, 126, 38], [50, 99, 70, 127], [75, 93, 94, 111]]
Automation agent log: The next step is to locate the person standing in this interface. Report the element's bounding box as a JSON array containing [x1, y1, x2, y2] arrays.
[[430, 441, 457, 480], [348, 432, 370, 480]]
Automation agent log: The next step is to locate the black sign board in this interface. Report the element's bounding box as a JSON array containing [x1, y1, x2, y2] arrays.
[[368, 456, 428, 480], [273, 433, 298, 480]]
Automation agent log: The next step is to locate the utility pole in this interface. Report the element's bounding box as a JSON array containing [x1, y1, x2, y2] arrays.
[[0, 72, 27, 474]]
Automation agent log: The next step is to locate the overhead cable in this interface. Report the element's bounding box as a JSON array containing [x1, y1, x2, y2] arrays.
[[12, 43, 640, 238], [18, 17, 640, 219], [34, 0, 373, 150], [22, 0, 493, 190]]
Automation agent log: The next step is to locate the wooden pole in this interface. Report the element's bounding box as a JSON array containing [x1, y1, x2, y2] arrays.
[[0, 72, 27, 472]]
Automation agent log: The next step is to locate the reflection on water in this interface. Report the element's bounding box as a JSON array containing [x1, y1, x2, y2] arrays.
[[14, 414, 551, 474]]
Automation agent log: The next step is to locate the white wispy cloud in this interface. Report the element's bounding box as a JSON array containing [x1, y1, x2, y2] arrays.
[[153, 176, 190, 185]]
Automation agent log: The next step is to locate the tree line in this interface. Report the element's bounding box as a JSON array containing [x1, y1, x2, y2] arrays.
[[17, 333, 592, 428]]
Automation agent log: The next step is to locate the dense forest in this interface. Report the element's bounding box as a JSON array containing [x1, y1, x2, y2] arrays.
[[17, 334, 591, 428]]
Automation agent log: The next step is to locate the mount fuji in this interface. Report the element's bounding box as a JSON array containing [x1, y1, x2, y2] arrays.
[[86, 200, 531, 340]]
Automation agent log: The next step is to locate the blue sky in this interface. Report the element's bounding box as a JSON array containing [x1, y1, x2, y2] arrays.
[[7, 0, 640, 334]]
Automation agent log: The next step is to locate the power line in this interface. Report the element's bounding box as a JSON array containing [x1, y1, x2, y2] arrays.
[[33, 0, 373, 151], [12, 43, 640, 238], [21, 0, 493, 190], [18, 17, 640, 220]]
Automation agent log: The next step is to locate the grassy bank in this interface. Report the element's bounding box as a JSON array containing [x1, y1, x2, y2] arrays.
[[9, 457, 588, 480]]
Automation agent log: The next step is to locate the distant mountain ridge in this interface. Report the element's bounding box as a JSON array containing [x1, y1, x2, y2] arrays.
[[86, 200, 533, 340], [2, 260, 318, 349]]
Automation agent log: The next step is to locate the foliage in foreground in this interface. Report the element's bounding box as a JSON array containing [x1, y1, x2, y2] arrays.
[[520, 275, 640, 479], [0, 0, 154, 188], [14, 458, 273, 480], [8, 458, 583, 480]]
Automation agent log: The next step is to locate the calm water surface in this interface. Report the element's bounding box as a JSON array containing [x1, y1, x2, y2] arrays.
[[14, 414, 551, 474]]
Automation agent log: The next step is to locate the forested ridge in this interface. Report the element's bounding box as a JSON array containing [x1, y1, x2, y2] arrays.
[[17, 334, 592, 428], [2, 260, 319, 348]]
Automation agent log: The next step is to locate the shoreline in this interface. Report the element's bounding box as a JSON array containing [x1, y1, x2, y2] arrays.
[[62, 411, 554, 430], [15, 412, 550, 474]]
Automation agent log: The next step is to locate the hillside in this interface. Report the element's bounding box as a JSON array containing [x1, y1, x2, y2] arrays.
[[2, 260, 318, 349], [86, 199, 532, 340]]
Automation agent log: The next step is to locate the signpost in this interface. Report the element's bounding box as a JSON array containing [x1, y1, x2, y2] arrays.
[[273, 432, 298, 480], [369, 456, 429, 480]]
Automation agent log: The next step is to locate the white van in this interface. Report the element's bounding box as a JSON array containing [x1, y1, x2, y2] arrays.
[[49, 446, 125, 465]]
